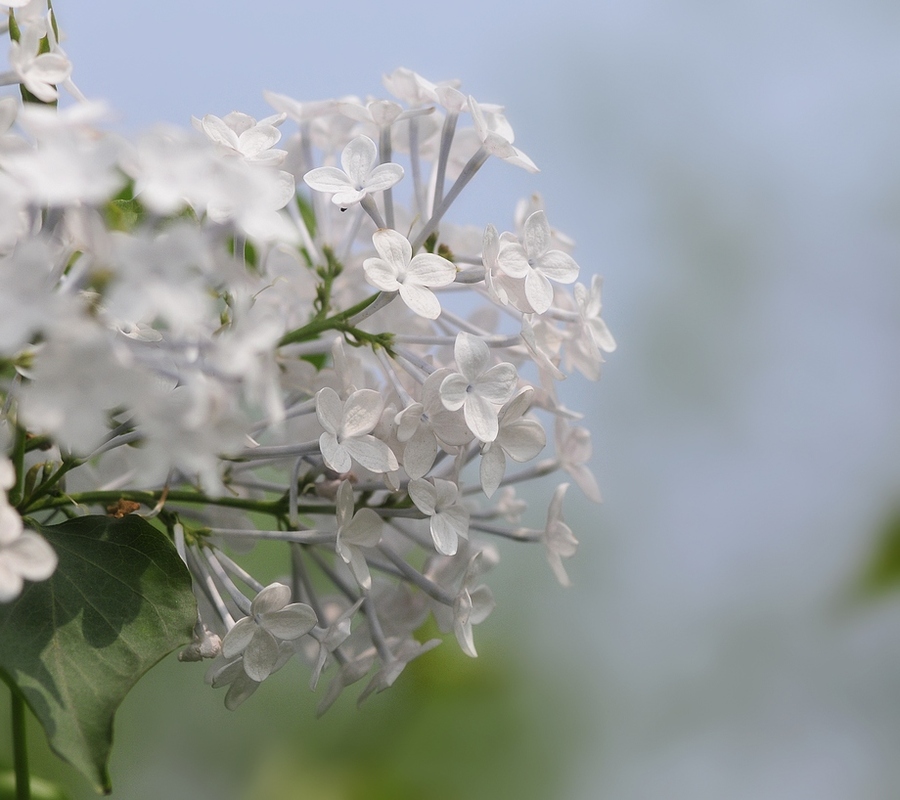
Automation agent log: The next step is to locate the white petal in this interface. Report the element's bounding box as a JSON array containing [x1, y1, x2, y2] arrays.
[[399, 283, 441, 319], [464, 393, 500, 443], [260, 603, 317, 639], [362, 163, 404, 192], [221, 616, 258, 658], [499, 419, 546, 462], [343, 434, 398, 473], [342, 508, 383, 547], [479, 447, 506, 498], [523, 269, 553, 315], [408, 253, 456, 288], [319, 432, 351, 473], [523, 210, 551, 258], [432, 506, 469, 556], [251, 582, 291, 614], [372, 228, 411, 266], [453, 332, 489, 380], [2, 531, 56, 580], [474, 363, 517, 405], [536, 250, 579, 284], [408, 478, 437, 515], [303, 166, 352, 193], [315, 387, 343, 435], [403, 428, 438, 480], [363, 258, 401, 291], [341, 135, 377, 184], [438, 373, 469, 411], [341, 389, 383, 438], [243, 629, 280, 682]]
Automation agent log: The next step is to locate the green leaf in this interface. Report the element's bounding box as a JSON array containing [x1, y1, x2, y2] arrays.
[[0, 516, 196, 794]]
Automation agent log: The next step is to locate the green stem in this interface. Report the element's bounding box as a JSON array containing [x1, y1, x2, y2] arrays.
[[7, 426, 26, 508], [10, 689, 30, 800], [25, 488, 290, 518], [278, 292, 382, 347]]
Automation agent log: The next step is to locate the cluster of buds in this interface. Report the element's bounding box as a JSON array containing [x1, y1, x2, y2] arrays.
[[0, 1, 614, 714]]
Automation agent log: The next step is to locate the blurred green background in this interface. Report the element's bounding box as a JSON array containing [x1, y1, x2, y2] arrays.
[[5, 0, 900, 797]]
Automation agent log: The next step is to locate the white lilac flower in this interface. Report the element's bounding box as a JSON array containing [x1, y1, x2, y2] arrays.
[[6, 19, 71, 103], [0, 458, 56, 603], [193, 111, 288, 166], [363, 228, 456, 319], [409, 477, 470, 556], [540, 483, 578, 587], [357, 636, 441, 704], [303, 135, 403, 210], [335, 479, 383, 590], [495, 211, 580, 314], [452, 551, 496, 658], [221, 582, 317, 682], [566, 274, 617, 380], [467, 96, 538, 174], [556, 420, 602, 503], [394, 369, 473, 480], [308, 598, 364, 690], [439, 331, 518, 443], [316, 387, 399, 474], [479, 388, 547, 498]]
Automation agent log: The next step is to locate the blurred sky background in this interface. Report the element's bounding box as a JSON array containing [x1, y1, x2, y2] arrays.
[[4, 1, 900, 798]]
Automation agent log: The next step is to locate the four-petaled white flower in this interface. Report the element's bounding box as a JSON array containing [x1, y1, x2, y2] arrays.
[[394, 369, 474, 479], [221, 582, 317, 682], [303, 135, 403, 210], [566, 274, 617, 380], [541, 483, 578, 587], [193, 111, 288, 166], [495, 210, 580, 314], [7, 20, 71, 104], [363, 228, 456, 319], [316, 386, 399, 474], [409, 477, 470, 556], [335, 479, 383, 590], [468, 96, 538, 174], [556, 419, 602, 504], [439, 332, 518, 443], [452, 551, 496, 658], [479, 387, 546, 498], [0, 458, 57, 603]]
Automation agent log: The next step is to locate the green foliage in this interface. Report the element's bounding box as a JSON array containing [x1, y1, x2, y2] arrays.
[[0, 516, 196, 794], [0, 769, 70, 800], [856, 507, 900, 598]]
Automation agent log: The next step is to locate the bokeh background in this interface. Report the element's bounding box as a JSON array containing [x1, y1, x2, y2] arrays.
[[3, 0, 900, 798]]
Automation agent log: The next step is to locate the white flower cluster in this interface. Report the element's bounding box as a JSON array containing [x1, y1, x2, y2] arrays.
[[0, 5, 614, 713]]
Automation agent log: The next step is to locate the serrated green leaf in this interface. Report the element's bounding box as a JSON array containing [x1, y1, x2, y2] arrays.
[[0, 516, 196, 794]]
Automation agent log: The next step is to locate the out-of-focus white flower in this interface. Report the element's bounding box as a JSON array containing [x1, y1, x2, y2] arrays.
[[335, 479, 383, 590], [452, 551, 495, 657], [480, 388, 546, 498], [468, 96, 538, 174], [0, 457, 56, 603], [409, 477, 470, 556], [193, 110, 287, 166], [6, 19, 71, 103], [540, 483, 578, 587], [221, 582, 317, 682]]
